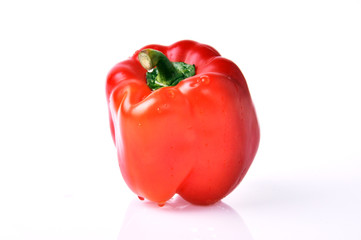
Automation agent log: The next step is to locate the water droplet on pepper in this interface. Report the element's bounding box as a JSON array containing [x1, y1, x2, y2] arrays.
[[200, 75, 210, 84], [167, 89, 175, 98]]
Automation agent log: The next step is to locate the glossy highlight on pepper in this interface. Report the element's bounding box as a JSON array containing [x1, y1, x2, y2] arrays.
[[106, 40, 260, 206]]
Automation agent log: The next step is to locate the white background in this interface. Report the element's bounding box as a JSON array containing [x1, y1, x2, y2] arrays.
[[1, 0, 360, 239]]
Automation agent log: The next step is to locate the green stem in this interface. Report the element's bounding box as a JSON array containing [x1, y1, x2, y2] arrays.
[[138, 49, 195, 90], [139, 49, 177, 81]]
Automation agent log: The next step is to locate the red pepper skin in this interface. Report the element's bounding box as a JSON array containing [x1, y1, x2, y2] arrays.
[[106, 40, 260, 205]]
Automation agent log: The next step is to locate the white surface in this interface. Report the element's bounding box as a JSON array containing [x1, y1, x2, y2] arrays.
[[1, 0, 360, 239]]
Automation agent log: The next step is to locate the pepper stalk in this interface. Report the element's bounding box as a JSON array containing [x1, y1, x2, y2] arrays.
[[138, 49, 195, 90]]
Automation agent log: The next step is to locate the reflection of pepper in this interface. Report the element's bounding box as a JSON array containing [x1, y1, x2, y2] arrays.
[[106, 40, 260, 206]]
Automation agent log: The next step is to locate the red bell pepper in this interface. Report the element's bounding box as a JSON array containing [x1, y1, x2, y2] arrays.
[[106, 40, 260, 205]]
